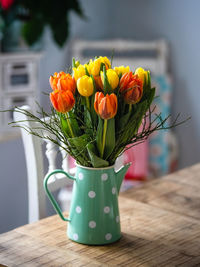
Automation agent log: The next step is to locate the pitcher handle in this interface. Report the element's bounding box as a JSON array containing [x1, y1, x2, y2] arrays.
[[43, 169, 76, 222]]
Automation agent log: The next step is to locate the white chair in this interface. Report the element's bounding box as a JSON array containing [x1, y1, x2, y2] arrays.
[[14, 105, 74, 223]]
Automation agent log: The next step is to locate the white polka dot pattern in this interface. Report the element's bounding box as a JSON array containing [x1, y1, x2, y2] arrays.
[[76, 206, 82, 213], [88, 191, 96, 198], [112, 187, 116, 194], [104, 206, 110, 213], [116, 216, 119, 223], [105, 233, 112, 240], [78, 172, 84, 180], [101, 173, 108, 181], [89, 221, 96, 228], [73, 233, 79, 240]]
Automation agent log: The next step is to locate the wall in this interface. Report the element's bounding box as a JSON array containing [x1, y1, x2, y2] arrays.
[[0, 0, 199, 233]]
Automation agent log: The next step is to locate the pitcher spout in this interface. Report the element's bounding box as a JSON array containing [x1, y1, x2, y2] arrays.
[[115, 163, 131, 193]]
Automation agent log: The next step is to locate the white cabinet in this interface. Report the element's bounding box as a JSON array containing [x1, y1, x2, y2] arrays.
[[0, 52, 42, 141]]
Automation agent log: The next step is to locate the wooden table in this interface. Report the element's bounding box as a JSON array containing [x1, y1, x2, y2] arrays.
[[1, 164, 200, 266]]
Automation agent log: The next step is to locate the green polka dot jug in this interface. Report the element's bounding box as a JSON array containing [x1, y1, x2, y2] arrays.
[[44, 163, 130, 245]]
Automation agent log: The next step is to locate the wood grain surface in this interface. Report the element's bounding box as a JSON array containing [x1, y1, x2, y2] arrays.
[[1, 163, 200, 266]]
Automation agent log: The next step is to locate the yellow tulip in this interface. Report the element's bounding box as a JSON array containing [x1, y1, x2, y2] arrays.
[[73, 64, 86, 81], [75, 60, 80, 67], [114, 65, 130, 76], [87, 58, 102, 76], [77, 75, 94, 97], [135, 67, 148, 83], [87, 57, 111, 77], [101, 69, 119, 90], [100, 56, 111, 69]]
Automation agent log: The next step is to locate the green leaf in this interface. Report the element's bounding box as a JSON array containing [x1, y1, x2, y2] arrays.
[[68, 110, 81, 136], [104, 118, 115, 159], [96, 116, 103, 155], [117, 110, 131, 131], [68, 134, 90, 148], [85, 66, 90, 76], [22, 18, 44, 46], [141, 86, 156, 106], [87, 143, 109, 168], [60, 114, 70, 137], [100, 62, 105, 72], [103, 65, 112, 94], [68, 134, 90, 163], [49, 16, 69, 47], [84, 106, 93, 134], [90, 75, 98, 128], [148, 87, 156, 106]]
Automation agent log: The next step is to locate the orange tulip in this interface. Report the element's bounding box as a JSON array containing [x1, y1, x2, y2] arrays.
[[50, 90, 75, 113], [94, 76, 103, 90], [49, 72, 61, 90], [94, 92, 117, 120], [49, 72, 76, 94], [119, 72, 143, 104]]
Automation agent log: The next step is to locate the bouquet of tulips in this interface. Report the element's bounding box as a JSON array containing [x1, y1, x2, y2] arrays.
[[13, 56, 182, 168]]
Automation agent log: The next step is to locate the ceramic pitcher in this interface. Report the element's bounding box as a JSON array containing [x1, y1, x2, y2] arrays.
[[44, 163, 130, 245]]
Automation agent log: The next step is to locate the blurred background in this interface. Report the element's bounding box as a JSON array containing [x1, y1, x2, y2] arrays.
[[0, 0, 199, 233]]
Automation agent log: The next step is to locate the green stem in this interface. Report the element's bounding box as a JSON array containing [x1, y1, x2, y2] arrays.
[[72, 57, 76, 68], [65, 113, 75, 138], [100, 119, 108, 158], [129, 104, 132, 113], [86, 97, 90, 111]]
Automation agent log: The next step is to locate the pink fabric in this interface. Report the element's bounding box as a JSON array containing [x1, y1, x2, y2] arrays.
[[124, 122, 149, 180], [69, 156, 75, 169], [124, 140, 148, 180]]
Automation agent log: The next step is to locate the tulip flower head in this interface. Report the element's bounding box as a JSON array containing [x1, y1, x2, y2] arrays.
[[120, 72, 143, 104], [87, 58, 102, 77], [49, 71, 76, 94], [77, 75, 94, 97], [114, 65, 130, 76], [49, 71, 63, 91], [134, 67, 148, 83], [94, 92, 117, 120], [101, 69, 119, 90], [57, 73, 76, 94], [87, 57, 111, 77], [73, 64, 86, 81], [100, 56, 111, 69], [94, 75, 103, 90], [50, 90, 75, 113]]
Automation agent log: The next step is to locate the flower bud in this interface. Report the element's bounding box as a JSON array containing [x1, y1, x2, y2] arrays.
[[50, 90, 75, 113], [49, 72, 76, 94], [49, 71, 64, 91], [73, 64, 86, 81], [114, 65, 130, 76], [87, 57, 111, 77], [87, 58, 102, 76], [77, 75, 94, 97], [120, 72, 143, 104], [101, 69, 119, 90], [134, 67, 148, 83], [58, 73, 76, 94], [100, 56, 111, 69], [94, 92, 117, 120]]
